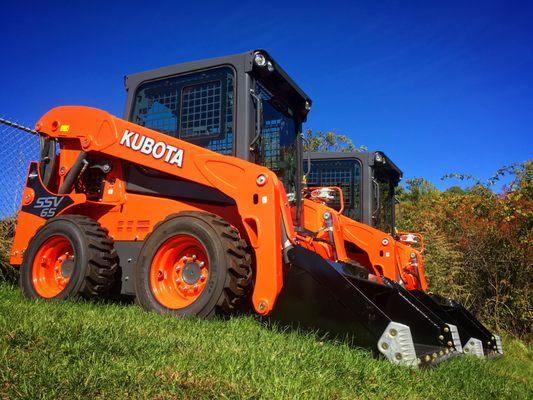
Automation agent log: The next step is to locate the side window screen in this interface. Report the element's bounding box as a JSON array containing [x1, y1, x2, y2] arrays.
[[308, 159, 362, 221], [131, 67, 234, 155], [256, 82, 297, 194], [180, 80, 222, 138]]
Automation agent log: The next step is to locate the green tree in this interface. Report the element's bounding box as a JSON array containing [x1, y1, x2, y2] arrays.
[[303, 129, 365, 153]]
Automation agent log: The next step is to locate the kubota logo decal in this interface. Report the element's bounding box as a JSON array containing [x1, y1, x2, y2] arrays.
[[120, 129, 184, 167]]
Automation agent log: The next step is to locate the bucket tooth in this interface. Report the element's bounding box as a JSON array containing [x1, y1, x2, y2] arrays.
[[463, 338, 484, 358], [446, 323, 463, 353], [494, 334, 503, 355], [377, 322, 417, 367]]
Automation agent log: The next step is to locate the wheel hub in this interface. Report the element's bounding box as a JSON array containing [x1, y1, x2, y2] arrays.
[[182, 262, 202, 285], [149, 235, 210, 309], [57, 254, 75, 278]]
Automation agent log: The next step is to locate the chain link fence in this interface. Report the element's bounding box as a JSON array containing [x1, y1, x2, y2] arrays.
[[0, 118, 39, 283]]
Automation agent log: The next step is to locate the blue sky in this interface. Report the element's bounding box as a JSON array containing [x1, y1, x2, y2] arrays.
[[1, 0, 532, 190]]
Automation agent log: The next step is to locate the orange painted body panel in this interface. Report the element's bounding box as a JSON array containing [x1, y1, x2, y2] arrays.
[[11, 211, 46, 265], [10, 106, 294, 314], [394, 240, 427, 291], [298, 197, 427, 290]]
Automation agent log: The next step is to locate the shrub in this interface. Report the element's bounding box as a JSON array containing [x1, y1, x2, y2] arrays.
[[398, 161, 533, 338], [0, 216, 19, 285]]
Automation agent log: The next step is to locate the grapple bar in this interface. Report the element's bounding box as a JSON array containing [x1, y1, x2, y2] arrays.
[[270, 246, 461, 367]]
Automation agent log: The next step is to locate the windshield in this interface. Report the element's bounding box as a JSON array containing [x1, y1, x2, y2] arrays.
[[372, 176, 395, 233], [255, 82, 299, 196]]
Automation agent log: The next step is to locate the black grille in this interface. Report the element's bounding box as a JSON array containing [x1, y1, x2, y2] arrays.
[[308, 159, 362, 221]]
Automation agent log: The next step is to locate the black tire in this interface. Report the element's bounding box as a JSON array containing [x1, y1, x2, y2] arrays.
[[134, 212, 252, 317], [20, 215, 118, 300]]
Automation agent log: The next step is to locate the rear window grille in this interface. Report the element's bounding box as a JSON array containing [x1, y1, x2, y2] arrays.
[[308, 159, 362, 221]]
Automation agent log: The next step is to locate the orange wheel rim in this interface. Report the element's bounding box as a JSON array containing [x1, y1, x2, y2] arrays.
[[150, 234, 209, 309], [31, 235, 75, 298]]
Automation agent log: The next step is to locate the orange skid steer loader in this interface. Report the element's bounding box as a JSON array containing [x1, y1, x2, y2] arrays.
[[6, 51, 467, 367], [305, 151, 503, 358]]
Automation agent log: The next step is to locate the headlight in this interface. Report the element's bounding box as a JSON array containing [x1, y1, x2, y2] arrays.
[[375, 153, 383, 163], [254, 53, 267, 67], [266, 61, 274, 72]]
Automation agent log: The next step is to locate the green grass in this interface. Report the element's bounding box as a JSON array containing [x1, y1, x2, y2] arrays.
[[0, 284, 531, 399]]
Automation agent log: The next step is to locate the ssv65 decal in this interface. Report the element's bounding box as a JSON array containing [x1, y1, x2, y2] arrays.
[[34, 196, 65, 218], [120, 129, 184, 168], [21, 162, 74, 219]]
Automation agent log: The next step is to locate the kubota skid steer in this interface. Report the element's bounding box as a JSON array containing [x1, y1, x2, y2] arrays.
[[305, 151, 503, 358], [7, 51, 465, 367]]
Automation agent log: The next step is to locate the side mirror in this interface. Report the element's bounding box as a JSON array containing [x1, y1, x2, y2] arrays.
[[398, 232, 425, 253], [305, 186, 345, 214]]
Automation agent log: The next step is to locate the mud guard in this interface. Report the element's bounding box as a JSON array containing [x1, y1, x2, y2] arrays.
[[270, 246, 462, 367]]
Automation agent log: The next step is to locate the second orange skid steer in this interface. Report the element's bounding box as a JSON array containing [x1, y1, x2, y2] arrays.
[[305, 151, 503, 358], [7, 51, 467, 367]]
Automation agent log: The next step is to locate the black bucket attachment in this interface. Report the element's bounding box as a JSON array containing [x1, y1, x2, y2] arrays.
[[411, 291, 503, 358], [270, 246, 462, 367]]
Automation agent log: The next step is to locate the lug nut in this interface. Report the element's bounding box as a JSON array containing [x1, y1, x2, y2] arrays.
[[389, 329, 398, 337], [381, 342, 389, 350], [443, 327, 449, 333], [395, 353, 402, 360], [447, 341, 453, 347], [438, 335, 444, 341]]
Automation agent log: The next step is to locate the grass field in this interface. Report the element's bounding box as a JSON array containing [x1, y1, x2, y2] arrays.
[[0, 283, 531, 399]]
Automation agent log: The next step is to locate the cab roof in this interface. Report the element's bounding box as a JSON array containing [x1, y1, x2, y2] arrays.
[[307, 150, 403, 184], [124, 50, 312, 122]]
